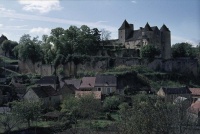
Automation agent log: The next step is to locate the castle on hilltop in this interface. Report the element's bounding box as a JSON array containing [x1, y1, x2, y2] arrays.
[[118, 20, 171, 59]]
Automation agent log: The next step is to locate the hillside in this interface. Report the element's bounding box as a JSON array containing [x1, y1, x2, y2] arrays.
[[82, 65, 200, 93]]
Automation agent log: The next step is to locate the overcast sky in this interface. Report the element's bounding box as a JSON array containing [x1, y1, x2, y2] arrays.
[[0, 0, 199, 46]]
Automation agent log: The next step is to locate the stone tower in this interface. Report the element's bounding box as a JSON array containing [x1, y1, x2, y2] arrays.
[[118, 20, 133, 43], [160, 24, 171, 59]]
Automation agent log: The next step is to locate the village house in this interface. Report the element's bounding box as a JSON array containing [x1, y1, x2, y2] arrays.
[[35, 76, 59, 90], [187, 100, 200, 124], [23, 86, 61, 107], [79, 77, 96, 91], [10, 83, 26, 99], [189, 88, 200, 102], [59, 83, 78, 100], [64, 79, 81, 90], [157, 86, 192, 102], [94, 75, 117, 95]]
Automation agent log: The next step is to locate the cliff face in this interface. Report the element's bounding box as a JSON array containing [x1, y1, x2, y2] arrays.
[[18, 57, 199, 78]]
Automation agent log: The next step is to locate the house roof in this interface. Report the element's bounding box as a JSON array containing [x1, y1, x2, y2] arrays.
[[31, 86, 58, 98], [75, 91, 101, 99], [189, 88, 200, 96], [160, 24, 170, 32], [95, 75, 117, 87], [161, 86, 191, 94], [79, 77, 96, 89], [36, 76, 58, 85], [188, 101, 200, 115], [118, 20, 130, 30], [65, 79, 81, 89], [59, 84, 78, 94], [11, 83, 26, 94]]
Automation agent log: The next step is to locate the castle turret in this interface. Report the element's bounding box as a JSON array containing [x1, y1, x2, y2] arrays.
[[142, 23, 154, 44], [160, 24, 171, 59], [118, 20, 133, 43]]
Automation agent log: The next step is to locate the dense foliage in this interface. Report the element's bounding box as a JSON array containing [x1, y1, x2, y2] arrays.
[[1, 40, 18, 57], [172, 42, 196, 58], [14, 34, 43, 64], [11, 100, 42, 128], [140, 44, 160, 59]]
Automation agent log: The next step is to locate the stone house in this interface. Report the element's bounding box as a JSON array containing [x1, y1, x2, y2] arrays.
[[187, 100, 200, 124], [10, 83, 26, 99], [59, 84, 78, 100], [94, 75, 117, 95], [157, 86, 192, 102], [23, 86, 61, 107], [189, 88, 200, 102], [64, 79, 81, 90], [35, 76, 59, 90], [79, 77, 96, 91]]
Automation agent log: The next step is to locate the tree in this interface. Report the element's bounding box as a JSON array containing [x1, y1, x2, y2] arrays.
[[100, 29, 111, 41], [172, 42, 195, 58], [140, 44, 160, 59], [11, 100, 42, 128], [1, 40, 18, 57], [118, 94, 195, 134], [41, 34, 56, 64], [16, 34, 43, 64], [103, 96, 120, 111], [0, 113, 20, 133]]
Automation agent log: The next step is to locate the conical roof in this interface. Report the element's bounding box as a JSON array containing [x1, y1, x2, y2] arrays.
[[160, 24, 170, 31], [119, 20, 130, 30], [144, 22, 152, 31]]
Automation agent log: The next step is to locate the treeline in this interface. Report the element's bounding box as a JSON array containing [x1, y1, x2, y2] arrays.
[[0, 25, 200, 68], [0, 25, 111, 66]]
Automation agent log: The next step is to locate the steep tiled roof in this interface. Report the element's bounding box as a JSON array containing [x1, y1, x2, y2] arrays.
[[31, 86, 58, 98], [144, 22, 152, 31], [95, 75, 117, 87], [160, 24, 170, 32], [36, 76, 58, 85], [189, 88, 200, 96], [59, 84, 78, 94], [161, 87, 191, 94], [65, 79, 81, 89], [126, 30, 142, 41], [119, 20, 130, 30], [80, 77, 96, 89], [75, 91, 101, 99]]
